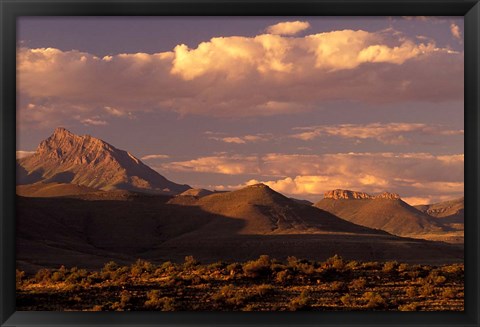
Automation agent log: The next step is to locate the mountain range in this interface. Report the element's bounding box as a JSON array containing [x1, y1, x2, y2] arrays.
[[15, 128, 464, 271]]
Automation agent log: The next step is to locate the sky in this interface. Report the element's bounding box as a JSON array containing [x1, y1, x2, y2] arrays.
[[16, 16, 464, 205]]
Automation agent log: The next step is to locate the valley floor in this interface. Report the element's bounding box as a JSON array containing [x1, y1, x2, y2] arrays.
[[16, 256, 464, 311]]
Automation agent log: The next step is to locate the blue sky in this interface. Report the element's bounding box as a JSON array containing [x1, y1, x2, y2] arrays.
[[16, 16, 464, 204]]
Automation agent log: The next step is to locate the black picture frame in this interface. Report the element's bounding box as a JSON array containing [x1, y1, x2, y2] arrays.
[[1, 0, 479, 326]]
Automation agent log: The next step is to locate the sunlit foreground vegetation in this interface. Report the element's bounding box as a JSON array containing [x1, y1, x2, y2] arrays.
[[16, 255, 464, 311]]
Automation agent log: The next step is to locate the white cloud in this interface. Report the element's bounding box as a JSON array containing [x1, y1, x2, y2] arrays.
[[266, 21, 311, 36], [208, 133, 272, 144], [164, 152, 463, 202], [80, 118, 108, 126], [17, 25, 463, 128], [104, 106, 125, 117], [162, 154, 261, 175], [291, 123, 464, 144], [450, 23, 462, 41], [141, 154, 170, 160], [16, 150, 35, 159], [217, 137, 246, 144]]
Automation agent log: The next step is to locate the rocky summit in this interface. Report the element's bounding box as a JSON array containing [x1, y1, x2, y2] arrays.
[[17, 127, 190, 194]]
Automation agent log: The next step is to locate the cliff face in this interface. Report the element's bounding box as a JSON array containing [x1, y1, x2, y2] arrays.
[[323, 189, 400, 200], [17, 127, 190, 194]]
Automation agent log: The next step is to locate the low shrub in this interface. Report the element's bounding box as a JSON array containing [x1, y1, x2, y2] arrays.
[[131, 259, 155, 278], [440, 264, 463, 275], [419, 284, 434, 297], [226, 263, 241, 274], [34, 268, 51, 283], [340, 294, 352, 306], [183, 256, 198, 268], [349, 277, 367, 290], [91, 305, 103, 311], [329, 281, 346, 292], [252, 284, 275, 297], [382, 261, 399, 273], [288, 290, 311, 311], [363, 292, 386, 309], [398, 302, 419, 311], [325, 255, 344, 270], [405, 286, 416, 297], [144, 290, 176, 311], [441, 288, 456, 299], [212, 284, 250, 306], [65, 267, 88, 284], [243, 255, 272, 278], [101, 261, 119, 280], [275, 270, 291, 284], [51, 271, 65, 282], [345, 260, 359, 270], [398, 263, 409, 272]]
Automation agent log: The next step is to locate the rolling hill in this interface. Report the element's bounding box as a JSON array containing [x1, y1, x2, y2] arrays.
[[169, 183, 384, 235]]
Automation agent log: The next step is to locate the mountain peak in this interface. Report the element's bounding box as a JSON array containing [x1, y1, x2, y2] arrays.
[[37, 127, 111, 160], [53, 126, 71, 135], [18, 127, 190, 194]]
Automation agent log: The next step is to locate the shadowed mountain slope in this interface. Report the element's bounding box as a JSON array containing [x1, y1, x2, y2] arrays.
[[17, 127, 190, 195], [178, 188, 214, 198], [315, 189, 447, 237], [17, 187, 463, 272], [168, 184, 386, 235], [16, 182, 98, 198]]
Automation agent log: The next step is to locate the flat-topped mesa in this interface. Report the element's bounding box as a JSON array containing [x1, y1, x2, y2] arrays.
[[324, 189, 401, 200], [324, 189, 373, 200]]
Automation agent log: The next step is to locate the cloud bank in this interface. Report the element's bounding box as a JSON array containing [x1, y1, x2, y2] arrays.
[[161, 152, 463, 204], [291, 123, 464, 145], [17, 24, 463, 128]]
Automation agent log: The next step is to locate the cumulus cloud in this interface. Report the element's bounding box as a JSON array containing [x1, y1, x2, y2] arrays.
[[162, 154, 262, 175], [80, 118, 108, 126], [141, 154, 170, 160], [163, 152, 463, 202], [16, 150, 35, 159], [291, 123, 464, 145], [104, 106, 126, 117], [450, 23, 462, 41], [17, 24, 463, 128], [207, 133, 273, 144], [266, 21, 311, 35]]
